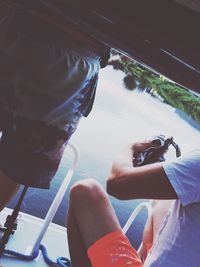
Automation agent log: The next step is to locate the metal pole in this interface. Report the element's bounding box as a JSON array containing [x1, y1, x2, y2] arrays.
[[31, 143, 79, 254]]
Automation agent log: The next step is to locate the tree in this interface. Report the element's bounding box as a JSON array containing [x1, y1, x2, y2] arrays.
[[123, 75, 137, 90], [109, 54, 200, 125]]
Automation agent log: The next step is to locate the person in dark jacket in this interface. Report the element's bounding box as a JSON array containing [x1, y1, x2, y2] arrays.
[[0, 1, 110, 209]]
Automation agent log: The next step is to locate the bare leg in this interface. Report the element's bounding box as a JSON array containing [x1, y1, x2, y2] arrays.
[[142, 200, 173, 261], [67, 204, 92, 267], [0, 170, 20, 211], [67, 179, 121, 267]]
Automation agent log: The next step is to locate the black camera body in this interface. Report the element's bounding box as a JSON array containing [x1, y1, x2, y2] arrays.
[[133, 135, 181, 167]]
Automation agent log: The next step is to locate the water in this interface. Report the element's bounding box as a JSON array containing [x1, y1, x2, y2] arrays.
[[8, 66, 200, 248]]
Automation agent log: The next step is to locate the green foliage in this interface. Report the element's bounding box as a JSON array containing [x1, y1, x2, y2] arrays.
[[109, 56, 200, 125], [108, 59, 124, 71], [152, 79, 200, 123]]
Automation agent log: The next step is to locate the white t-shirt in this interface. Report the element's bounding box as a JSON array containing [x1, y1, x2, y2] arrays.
[[144, 150, 200, 267]]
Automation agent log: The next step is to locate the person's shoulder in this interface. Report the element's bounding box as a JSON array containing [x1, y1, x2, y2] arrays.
[[163, 149, 200, 170], [170, 149, 200, 170]]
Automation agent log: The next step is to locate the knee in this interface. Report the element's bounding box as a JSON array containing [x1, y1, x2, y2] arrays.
[[69, 178, 105, 205]]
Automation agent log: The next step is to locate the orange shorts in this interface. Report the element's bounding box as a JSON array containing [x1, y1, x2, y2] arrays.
[[87, 230, 143, 267]]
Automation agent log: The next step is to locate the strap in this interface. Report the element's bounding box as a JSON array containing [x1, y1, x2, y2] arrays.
[[0, 186, 28, 257]]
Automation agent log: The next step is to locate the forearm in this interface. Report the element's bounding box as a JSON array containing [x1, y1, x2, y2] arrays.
[[108, 140, 157, 182], [107, 163, 161, 200], [107, 162, 178, 200], [108, 143, 134, 182], [107, 141, 178, 200]]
